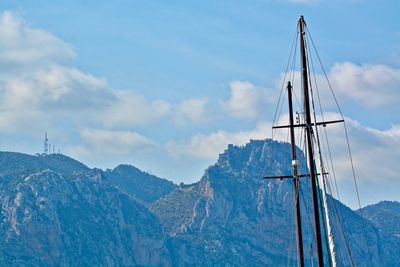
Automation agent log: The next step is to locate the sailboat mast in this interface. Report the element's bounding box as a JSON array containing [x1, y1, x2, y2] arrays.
[[287, 81, 305, 267], [298, 15, 324, 267]]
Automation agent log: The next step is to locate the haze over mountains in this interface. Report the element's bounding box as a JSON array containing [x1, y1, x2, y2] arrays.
[[0, 140, 399, 266]]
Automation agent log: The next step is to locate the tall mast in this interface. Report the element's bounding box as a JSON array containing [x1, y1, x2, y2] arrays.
[[298, 15, 324, 267], [287, 81, 305, 267]]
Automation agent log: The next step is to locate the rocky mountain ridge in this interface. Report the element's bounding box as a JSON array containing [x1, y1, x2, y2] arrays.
[[105, 164, 176, 205], [0, 140, 399, 266], [0, 152, 171, 266], [151, 140, 400, 266]]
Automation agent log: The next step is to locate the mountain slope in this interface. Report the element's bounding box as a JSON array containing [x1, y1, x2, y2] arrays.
[[359, 201, 400, 238], [151, 139, 400, 266], [1, 142, 399, 266], [0, 152, 170, 266], [105, 164, 176, 204]]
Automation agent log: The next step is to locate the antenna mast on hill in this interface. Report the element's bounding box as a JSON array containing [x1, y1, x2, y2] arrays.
[[44, 132, 49, 155]]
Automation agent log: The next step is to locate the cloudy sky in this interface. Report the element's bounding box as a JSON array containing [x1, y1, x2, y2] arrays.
[[0, 1, 399, 208]]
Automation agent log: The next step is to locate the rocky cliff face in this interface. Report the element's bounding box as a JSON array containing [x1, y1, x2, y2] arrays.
[[151, 139, 400, 266], [0, 153, 170, 266], [0, 140, 399, 266]]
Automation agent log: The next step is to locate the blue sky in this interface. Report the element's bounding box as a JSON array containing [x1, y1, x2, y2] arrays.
[[0, 0, 399, 208]]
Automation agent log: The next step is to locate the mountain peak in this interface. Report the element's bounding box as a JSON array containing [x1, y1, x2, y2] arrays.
[[0, 152, 171, 266], [106, 164, 176, 204], [210, 139, 306, 182], [359, 200, 400, 238], [0, 152, 90, 190]]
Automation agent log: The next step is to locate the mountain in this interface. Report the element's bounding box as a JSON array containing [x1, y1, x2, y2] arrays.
[[1, 140, 399, 266], [359, 201, 400, 238], [151, 140, 400, 266], [105, 164, 176, 204], [0, 152, 170, 266], [0, 152, 89, 179]]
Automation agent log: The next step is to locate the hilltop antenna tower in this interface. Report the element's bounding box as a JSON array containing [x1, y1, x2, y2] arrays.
[[44, 132, 49, 155]]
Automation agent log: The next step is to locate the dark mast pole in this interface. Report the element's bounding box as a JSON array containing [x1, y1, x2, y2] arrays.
[[298, 15, 324, 267], [287, 81, 305, 267]]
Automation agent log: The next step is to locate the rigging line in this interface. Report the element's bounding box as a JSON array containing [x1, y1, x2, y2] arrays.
[[290, 39, 302, 112], [316, 176, 331, 267], [323, 177, 345, 265], [290, 31, 299, 82], [306, 32, 341, 201], [305, 25, 371, 265], [268, 181, 273, 256], [305, 31, 336, 267], [327, 184, 356, 267], [343, 120, 372, 263], [272, 28, 299, 133], [325, 176, 354, 267], [290, 33, 299, 86], [297, 114, 305, 154], [306, 35, 341, 202], [274, 88, 289, 138], [273, 32, 299, 141], [304, 25, 344, 119], [324, 133, 341, 200], [301, 136, 319, 251], [315, 117, 354, 264], [289, 33, 303, 139], [272, 86, 288, 141], [298, 131, 316, 265], [318, 123, 341, 201], [286, 203, 296, 267], [292, 89, 302, 114], [299, 185, 314, 249], [299, 190, 312, 232]]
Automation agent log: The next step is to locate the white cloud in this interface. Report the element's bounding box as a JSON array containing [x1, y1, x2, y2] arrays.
[[174, 98, 208, 124], [0, 10, 398, 206], [0, 65, 114, 131], [271, 111, 400, 184], [328, 62, 400, 107], [0, 12, 215, 134], [68, 128, 156, 158], [223, 80, 274, 119], [277, 62, 400, 110], [0, 11, 75, 66], [166, 122, 272, 159], [320, 116, 400, 183], [0, 11, 172, 133], [0, 66, 173, 132], [167, 108, 400, 187], [101, 91, 171, 128]]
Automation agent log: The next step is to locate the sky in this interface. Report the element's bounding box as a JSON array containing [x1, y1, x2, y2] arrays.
[[0, 0, 399, 208]]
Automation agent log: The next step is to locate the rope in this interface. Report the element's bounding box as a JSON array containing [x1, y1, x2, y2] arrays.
[[305, 25, 371, 265], [272, 28, 299, 139]]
